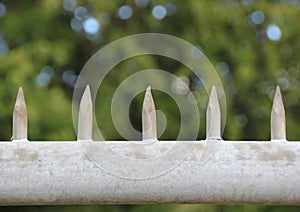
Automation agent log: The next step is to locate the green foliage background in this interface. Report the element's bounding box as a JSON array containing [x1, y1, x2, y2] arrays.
[[0, 0, 300, 211]]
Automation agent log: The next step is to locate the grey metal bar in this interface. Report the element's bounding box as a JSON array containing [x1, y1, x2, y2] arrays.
[[0, 140, 299, 205]]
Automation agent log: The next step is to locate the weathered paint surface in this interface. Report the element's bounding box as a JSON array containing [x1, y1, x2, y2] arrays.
[[0, 140, 299, 205]]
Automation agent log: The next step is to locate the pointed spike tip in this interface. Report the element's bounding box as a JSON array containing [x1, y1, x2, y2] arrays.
[[272, 85, 284, 114], [144, 86, 154, 106], [274, 86, 283, 106], [275, 85, 281, 97], [83, 85, 91, 99], [18, 87, 24, 97], [15, 87, 26, 110], [142, 86, 157, 141], [206, 86, 222, 140], [81, 85, 91, 102], [80, 85, 92, 112], [211, 85, 216, 93], [13, 87, 28, 141], [77, 85, 93, 141], [85, 84, 90, 91], [209, 86, 218, 103], [271, 85, 286, 141]]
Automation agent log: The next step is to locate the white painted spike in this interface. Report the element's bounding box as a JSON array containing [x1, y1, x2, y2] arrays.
[[12, 87, 27, 141], [142, 86, 157, 141], [271, 86, 286, 141], [77, 85, 93, 141], [206, 86, 221, 140]]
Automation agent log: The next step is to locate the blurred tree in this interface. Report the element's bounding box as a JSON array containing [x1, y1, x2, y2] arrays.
[[0, 0, 300, 211]]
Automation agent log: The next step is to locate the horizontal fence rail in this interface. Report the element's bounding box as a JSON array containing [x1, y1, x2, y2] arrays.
[[0, 85, 299, 205]]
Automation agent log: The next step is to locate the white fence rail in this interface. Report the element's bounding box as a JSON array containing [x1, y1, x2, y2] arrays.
[[0, 85, 299, 205]]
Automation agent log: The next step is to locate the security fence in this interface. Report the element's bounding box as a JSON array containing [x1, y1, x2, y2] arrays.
[[0, 85, 299, 205]]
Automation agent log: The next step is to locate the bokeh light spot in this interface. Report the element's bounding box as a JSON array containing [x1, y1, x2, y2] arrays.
[[63, 0, 77, 12], [0, 41, 9, 56], [250, 10, 264, 25], [41, 66, 54, 77], [0, 3, 7, 17], [240, 0, 253, 6], [165, 2, 177, 15], [83, 17, 100, 35], [74, 6, 88, 20], [135, 0, 149, 8], [36, 73, 51, 87], [256, 30, 266, 42], [152, 5, 167, 20], [217, 62, 230, 76], [71, 17, 82, 31], [62, 69, 77, 87], [266, 24, 282, 41], [35, 66, 55, 87], [118, 5, 133, 20]]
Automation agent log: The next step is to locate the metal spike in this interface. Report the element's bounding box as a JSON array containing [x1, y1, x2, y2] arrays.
[[12, 87, 28, 141], [77, 85, 93, 141], [271, 86, 286, 141], [206, 86, 221, 140], [142, 86, 157, 141]]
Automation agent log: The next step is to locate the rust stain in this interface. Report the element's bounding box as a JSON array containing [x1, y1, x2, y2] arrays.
[[234, 143, 297, 163], [126, 148, 149, 159], [13, 148, 39, 161], [247, 144, 296, 162], [193, 143, 204, 151], [249, 144, 261, 150], [258, 149, 296, 162]]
